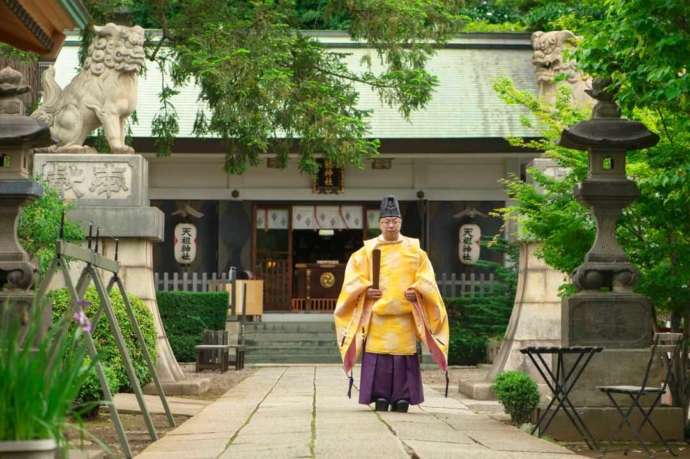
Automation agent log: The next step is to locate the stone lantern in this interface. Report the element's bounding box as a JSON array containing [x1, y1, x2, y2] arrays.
[[0, 66, 51, 311], [549, 79, 684, 440], [559, 78, 658, 348]]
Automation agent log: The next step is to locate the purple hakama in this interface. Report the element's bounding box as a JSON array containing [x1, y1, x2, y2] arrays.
[[358, 352, 424, 405]]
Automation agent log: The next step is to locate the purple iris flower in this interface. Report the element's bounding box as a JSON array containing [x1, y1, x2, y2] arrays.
[[73, 310, 92, 334]]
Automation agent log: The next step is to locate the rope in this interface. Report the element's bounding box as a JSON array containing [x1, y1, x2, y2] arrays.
[[347, 371, 354, 399], [444, 370, 449, 398]]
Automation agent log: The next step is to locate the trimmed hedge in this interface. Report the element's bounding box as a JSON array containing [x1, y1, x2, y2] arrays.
[[50, 287, 156, 415], [157, 291, 229, 362]]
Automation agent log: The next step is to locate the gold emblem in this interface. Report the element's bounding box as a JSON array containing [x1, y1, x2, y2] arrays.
[[320, 272, 336, 289]]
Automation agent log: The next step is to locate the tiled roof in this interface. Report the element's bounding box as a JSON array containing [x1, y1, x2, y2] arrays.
[[53, 32, 539, 140]]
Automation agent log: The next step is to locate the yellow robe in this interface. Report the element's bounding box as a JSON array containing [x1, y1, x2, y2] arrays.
[[333, 235, 449, 373]]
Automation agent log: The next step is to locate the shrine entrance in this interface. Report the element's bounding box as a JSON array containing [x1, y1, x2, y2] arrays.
[[291, 228, 362, 311], [252, 204, 379, 311]]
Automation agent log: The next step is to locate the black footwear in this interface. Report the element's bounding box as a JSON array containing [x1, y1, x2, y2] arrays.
[[392, 400, 409, 413], [374, 398, 390, 411]]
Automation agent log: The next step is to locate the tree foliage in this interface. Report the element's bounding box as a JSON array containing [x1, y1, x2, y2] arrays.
[[576, 0, 690, 116], [447, 238, 518, 364], [459, 0, 604, 32], [18, 181, 85, 275], [82, 0, 462, 174], [494, 78, 690, 316]]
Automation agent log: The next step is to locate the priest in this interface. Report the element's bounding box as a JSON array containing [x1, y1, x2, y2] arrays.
[[333, 195, 449, 412]]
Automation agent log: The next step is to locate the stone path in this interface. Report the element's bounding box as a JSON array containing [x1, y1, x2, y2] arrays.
[[136, 366, 587, 458]]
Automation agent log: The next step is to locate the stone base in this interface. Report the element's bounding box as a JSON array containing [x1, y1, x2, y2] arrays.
[[459, 378, 550, 401], [67, 206, 164, 240], [560, 348, 663, 406], [35, 145, 98, 154], [538, 406, 684, 441], [144, 378, 211, 396], [562, 291, 652, 349], [459, 380, 495, 400]]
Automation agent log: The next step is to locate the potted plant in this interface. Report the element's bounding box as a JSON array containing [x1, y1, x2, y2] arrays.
[[0, 298, 94, 458]]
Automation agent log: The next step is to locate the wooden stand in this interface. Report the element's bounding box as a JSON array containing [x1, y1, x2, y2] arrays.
[[224, 279, 263, 319]]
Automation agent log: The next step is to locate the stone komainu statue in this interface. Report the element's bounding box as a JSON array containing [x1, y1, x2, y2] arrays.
[[32, 23, 145, 153], [531, 30, 591, 109]]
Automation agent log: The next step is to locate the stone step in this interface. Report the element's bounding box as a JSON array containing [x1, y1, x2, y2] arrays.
[[243, 337, 337, 347], [240, 319, 338, 364], [245, 343, 339, 352], [246, 354, 341, 364], [244, 343, 338, 350], [243, 322, 335, 333], [242, 332, 335, 341]]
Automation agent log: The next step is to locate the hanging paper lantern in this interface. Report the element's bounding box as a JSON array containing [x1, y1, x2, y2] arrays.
[[174, 223, 197, 265], [459, 224, 481, 265]]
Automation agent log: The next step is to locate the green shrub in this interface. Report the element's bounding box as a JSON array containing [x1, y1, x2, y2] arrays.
[[446, 294, 514, 338], [493, 371, 540, 426], [50, 287, 156, 409], [75, 360, 120, 418], [445, 238, 517, 365], [157, 291, 229, 362], [448, 328, 487, 365], [18, 180, 84, 275]]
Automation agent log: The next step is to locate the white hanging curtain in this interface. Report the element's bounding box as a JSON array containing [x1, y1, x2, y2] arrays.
[[255, 208, 289, 230], [366, 209, 380, 230], [292, 205, 363, 229]]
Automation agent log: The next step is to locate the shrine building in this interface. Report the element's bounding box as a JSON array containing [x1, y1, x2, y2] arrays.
[[49, 31, 541, 312]]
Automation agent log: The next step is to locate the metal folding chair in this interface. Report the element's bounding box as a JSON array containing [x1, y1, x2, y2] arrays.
[[597, 332, 683, 457]]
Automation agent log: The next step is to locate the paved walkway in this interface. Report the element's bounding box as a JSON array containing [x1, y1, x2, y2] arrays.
[[137, 366, 587, 458]]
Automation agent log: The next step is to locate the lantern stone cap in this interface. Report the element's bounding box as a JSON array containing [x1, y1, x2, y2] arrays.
[[559, 118, 659, 151], [0, 179, 43, 198], [559, 77, 659, 152], [0, 114, 53, 148], [0, 67, 29, 97]]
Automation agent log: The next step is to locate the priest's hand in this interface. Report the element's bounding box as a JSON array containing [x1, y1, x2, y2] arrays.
[[366, 288, 383, 299], [405, 288, 417, 302]]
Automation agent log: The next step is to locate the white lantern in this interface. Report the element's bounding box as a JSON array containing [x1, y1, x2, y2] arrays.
[[174, 223, 197, 265], [459, 224, 481, 265]]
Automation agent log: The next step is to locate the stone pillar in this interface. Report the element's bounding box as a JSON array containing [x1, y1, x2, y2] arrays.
[[490, 244, 564, 374], [548, 79, 683, 440], [0, 67, 50, 321], [33, 153, 191, 388]]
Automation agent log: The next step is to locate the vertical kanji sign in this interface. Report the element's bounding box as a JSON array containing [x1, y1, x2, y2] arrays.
[[174, 223, 197, 265], [458, 224, 481, 265]]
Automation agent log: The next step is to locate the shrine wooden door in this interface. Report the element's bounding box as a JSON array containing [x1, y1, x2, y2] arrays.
[[252, 205, 292, 310]]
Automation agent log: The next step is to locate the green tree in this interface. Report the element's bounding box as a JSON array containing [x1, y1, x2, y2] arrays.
[[81, 0, 461, 174]]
